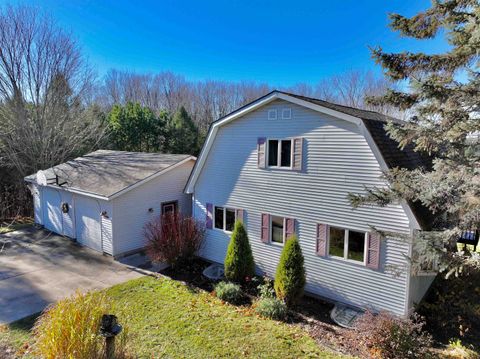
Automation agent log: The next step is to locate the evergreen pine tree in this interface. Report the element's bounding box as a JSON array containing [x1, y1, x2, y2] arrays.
[[224, 221, 255, 282], [274, 235, 306, 306], [168, 106, 199, 155], [350, 0, 480, 277]]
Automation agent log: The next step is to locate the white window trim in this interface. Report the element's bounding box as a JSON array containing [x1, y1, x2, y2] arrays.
[[268, 109, 277, 120], [281, 108, 292, 119], [328, 226, 368, 265], [213, 205, 237, 233], [267, 138, 294, 170], [269, 215, 286, 246]]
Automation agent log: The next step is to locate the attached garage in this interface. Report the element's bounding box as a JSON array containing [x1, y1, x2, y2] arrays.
[[25, 150, 196, 257]]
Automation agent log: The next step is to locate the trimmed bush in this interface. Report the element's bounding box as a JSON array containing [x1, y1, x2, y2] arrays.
[[33, 291, 130, 359], [274, 234, 306, 306], [145, 213, 205, 268], [214, 281, 244, 304], [346, 311, 433, 359], [255, 298, 288, 321], [224, 220, 255, 282]]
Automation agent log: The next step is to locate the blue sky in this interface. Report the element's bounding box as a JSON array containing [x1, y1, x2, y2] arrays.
[[5, 0, 448, 86]]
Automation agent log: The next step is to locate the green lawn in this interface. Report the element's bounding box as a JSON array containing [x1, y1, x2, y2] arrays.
[[0, 276, 345, 358]]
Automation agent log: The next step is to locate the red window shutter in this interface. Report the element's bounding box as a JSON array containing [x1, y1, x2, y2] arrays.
[[257, 137, 266, 169], [366, 232, 381, 269], [285, 218, 296, 240], [261, 213, 270, 243], [292, 137, 303, 171], [316, 223, 328, 256], [236, 209, 244, 224], [206, 203, 213, 229]]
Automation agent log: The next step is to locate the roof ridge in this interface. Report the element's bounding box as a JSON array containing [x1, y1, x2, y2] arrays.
[[274, 90, 403, 124]]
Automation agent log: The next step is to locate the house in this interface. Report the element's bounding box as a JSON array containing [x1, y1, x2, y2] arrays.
[[185, 90, 436, 316], [25, 150, 195, 258]]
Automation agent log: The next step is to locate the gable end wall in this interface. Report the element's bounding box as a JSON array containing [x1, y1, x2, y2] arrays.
[[192, 99, 413, 316]]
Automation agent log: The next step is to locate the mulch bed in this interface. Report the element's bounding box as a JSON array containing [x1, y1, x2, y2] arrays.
[[160, 258, 214, 292]]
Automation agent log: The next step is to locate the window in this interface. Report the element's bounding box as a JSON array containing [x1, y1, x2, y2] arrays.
[[281, 108, 292, 119], [271, 215, 284, 244], [268, 109, 277, 120], [214, 206, 236, 232], [161, 201, 177, 215], [328, 226, 366, 263], [267, 139, 292, 168]]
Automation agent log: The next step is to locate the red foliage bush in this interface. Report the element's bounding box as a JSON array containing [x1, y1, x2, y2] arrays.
[[145, 213, 205, 268], [345, 310, 432, 359]]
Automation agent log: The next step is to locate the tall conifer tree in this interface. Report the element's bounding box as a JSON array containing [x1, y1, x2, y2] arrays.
[[350, 1, 480, 277]]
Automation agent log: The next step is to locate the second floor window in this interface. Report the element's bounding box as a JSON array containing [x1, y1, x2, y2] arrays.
[[268, 139, 292, 168]]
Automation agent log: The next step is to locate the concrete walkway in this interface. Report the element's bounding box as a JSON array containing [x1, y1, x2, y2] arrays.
[[0, 227, 144, 324]]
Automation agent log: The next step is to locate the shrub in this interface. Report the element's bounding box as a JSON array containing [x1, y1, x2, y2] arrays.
[[214, 281, 244, 304], [346, 310, 432, 359], [255, 298, 288, 321], [224, 220, 255, 282], [417, 273, 480, 347], [145, 213, 205, 268], [274, 234, 306, 306], [257, 277, 275, 299], [33, 291, 130, 359]]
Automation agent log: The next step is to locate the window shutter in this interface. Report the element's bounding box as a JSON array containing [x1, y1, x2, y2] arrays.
[[257, 137, 266, 169], [236, 209, 244, 224], [366, 232, 381, 269], [285, 218, 296, 240], [316, 223, 328, 256], [261, 213, 270, 243], [292, 137, 303, 171], [206, 203, 213, 229]]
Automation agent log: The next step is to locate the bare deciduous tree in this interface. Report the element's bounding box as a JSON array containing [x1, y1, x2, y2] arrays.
[[0, 5, 106, 178]]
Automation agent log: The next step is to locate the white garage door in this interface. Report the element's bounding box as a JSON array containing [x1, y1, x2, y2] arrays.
[[75, 195, 102, 252], [43, 188, 62, 234]]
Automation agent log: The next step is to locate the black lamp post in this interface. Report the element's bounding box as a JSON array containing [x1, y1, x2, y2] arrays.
[[100, 314, 122, 359]]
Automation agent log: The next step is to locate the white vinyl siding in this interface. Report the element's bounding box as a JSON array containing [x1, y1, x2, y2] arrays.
[[192, 99, 412, 316], [111, 160, 194, 256], [31, 184, 43, 225]]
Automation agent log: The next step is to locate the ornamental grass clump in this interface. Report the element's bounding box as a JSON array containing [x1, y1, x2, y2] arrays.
[[224, 220, 255, 282], [274, 234, 306, 307], [214, 281, 244, 305], [33, 290, 130, 359]]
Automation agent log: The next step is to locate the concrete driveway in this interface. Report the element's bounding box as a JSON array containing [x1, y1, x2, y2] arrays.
[[0, 227, 144, 324]]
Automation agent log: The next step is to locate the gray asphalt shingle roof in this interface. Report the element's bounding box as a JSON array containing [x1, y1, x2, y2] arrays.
[[25, 150, 193, 198]]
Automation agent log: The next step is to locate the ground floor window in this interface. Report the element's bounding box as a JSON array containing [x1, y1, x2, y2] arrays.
[[328, 226, 366, 263], [271, 215, 285, 244], [214, 206, 236, 232]]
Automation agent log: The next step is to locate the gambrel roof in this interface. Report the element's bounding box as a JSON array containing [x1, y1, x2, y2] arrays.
[[185, 90, 432, 230]]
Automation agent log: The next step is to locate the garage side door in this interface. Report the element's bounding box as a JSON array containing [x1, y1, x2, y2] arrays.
[[43, 187, 62, 234], [75, 195, 102, 252]]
